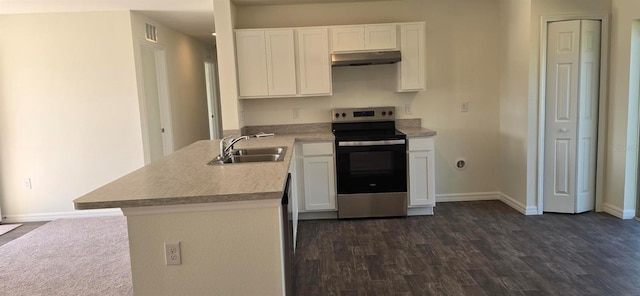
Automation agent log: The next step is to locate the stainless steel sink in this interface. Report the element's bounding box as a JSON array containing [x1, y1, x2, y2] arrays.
[[231, 147, 286, 156], [207, 146, 287, 165]]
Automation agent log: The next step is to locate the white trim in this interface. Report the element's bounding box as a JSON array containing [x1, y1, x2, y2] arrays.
[[436, 192, 500, 202], [537, 14, 610, 215], [602, 203, 636, 219], [500, 193, 539, 215], [122, 199, 280, 216], [407, 207, 433, 216], [2, 208, 123, 223]]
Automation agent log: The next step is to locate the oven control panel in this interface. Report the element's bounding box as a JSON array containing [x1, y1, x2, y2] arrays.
[[332, 106, 396, 122]]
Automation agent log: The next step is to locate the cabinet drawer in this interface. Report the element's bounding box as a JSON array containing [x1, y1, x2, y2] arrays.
[[302, 142, 333, 156], [408, 137, 434, 151]]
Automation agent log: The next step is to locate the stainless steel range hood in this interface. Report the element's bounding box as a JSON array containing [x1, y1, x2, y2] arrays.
[[331, 50, 401, 67]]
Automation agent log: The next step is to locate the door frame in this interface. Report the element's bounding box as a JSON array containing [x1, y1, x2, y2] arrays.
[[537, 14, 610, 214], [136, 41, 174, 164]]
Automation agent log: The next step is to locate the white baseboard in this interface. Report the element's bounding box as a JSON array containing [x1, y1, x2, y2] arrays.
[[499, 193, 539, 215], [602, 203, 636, 219], [436, 192, 501, 202], [2, 208, 123, 223]]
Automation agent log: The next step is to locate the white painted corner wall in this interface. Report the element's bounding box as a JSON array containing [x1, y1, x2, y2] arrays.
[[0, 11, 145, 222], [0, 10, 213, 222], [213, 0, 244, 131]]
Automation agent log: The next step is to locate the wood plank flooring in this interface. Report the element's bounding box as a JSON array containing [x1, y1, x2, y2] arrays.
[[0, 221, 48, 247], [294, 201, 640, 296]]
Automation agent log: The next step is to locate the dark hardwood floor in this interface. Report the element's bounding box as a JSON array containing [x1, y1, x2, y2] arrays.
[[0, 221, 48, 247], [294, 201, 640, 296]]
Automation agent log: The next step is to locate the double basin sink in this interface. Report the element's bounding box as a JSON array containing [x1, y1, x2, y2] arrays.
[[208, 147, 287, 165]]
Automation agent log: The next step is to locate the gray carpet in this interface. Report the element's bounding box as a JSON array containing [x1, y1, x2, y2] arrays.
[[0, 216, 132, 296]]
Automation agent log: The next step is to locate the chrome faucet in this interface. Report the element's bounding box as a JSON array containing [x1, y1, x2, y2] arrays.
[[218, 133, 275, 159]]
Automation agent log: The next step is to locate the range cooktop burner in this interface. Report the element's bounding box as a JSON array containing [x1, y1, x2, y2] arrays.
[[331, 106, 405, 141]]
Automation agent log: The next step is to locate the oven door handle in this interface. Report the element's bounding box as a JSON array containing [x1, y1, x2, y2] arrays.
[[338, 139, 406, 146]]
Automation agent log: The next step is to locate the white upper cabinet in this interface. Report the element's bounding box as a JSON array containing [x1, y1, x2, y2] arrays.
[[235, 29, 297, 98], [364, 24, 397, 50], [331, 26, 365, 52], [265, 30, 297, 96], [331, 24, 397, 52], [235, 31, 269, 97], [296, 28, 332, 96], [397, 22, 426, 92]]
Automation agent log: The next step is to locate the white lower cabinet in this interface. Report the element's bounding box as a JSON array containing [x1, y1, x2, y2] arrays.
[[408, 137, 435, 207], [297, 142, 336, 212]]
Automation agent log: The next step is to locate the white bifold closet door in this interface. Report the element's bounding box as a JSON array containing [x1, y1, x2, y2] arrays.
[[544, 20, 601, 214]]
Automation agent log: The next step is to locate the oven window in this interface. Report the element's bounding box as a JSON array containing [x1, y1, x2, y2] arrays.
[[349, 151, 394, 174]]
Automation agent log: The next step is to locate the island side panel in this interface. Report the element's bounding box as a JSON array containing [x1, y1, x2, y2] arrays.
[[124, 204, 284, 296]]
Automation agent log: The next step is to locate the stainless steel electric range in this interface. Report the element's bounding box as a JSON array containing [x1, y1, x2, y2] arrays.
[[332, 106, 407, 219]]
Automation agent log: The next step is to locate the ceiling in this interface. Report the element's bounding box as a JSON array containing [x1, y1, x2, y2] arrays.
[[0, 0, 387, 44]]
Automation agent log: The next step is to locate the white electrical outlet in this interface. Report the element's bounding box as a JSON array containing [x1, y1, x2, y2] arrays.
[[165, 242, 181, 265], [460, 101, 469, 112], [405, 104, 412, 115], [24, 178, 32, 189], [292, 108, 300, 119]]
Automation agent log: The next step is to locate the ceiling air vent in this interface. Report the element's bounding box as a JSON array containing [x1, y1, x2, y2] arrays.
[[145, 23, 158, 43]]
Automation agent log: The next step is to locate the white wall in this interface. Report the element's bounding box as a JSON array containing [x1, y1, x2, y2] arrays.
[[607, 0, 640, 216], [235, 0, 502, 195], [0, 11, 144, 221], [213, 0, 244, 132], [130, 12, 211, 152], [498, 0, 531, 206]]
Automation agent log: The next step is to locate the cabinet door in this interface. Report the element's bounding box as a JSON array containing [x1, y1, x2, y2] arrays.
[[365, 24, 397, 50], [409, 150, 435, 206], [303, 155, 336, 211], [265, 29, 297, 96], [397, 23, 426, 92], [236, 31, 268, 97], [331, 26, 365, 52], [297, 28, 332, 96]]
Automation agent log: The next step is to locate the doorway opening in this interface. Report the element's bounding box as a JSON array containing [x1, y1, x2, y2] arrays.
[[205, 60, 222, 140], [139, 44, 174, 164], [538, 15, 610, 214]]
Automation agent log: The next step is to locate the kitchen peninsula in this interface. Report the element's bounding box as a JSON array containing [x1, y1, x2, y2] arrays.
[[73, 121, 436, 295], [74, 136, 303, 296]]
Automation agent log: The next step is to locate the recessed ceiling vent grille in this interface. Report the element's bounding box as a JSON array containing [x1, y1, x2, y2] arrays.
[[145, 23, 158, 43]]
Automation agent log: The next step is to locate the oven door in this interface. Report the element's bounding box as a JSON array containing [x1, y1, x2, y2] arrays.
[[335, 139, 407, 194]]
